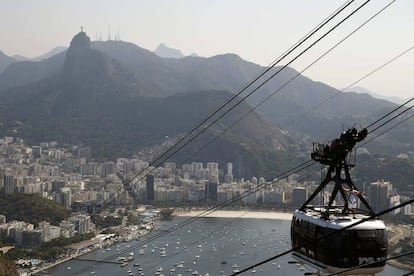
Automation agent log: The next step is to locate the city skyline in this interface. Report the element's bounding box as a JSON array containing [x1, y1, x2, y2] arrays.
[[1, 0, 413, 99]]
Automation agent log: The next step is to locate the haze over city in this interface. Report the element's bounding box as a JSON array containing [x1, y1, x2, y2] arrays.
[[1, 0, 413, 99], [0, 1, 414, 275]]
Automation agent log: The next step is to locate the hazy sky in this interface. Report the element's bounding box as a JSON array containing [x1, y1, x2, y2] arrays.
[[1, 0, 413, 99]]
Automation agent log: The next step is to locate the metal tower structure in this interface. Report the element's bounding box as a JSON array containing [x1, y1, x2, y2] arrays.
[[299, 127, 375, 219]]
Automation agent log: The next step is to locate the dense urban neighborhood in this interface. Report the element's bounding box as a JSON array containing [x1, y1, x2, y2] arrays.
[[1, 1, 414, 274], [0, 135, 413, 274]]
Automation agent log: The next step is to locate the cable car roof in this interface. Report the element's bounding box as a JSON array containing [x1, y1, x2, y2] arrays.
[[293, 209, 386, 230]]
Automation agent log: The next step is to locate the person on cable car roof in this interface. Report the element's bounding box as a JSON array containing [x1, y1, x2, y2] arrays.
[[342, 184, 362, 219]]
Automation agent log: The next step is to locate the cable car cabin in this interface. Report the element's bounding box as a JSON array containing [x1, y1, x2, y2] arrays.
[[291, 128, 388, 274], [291, 209, 388, 275]]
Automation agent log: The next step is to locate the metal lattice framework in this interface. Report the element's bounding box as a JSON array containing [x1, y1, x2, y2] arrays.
[[299, 127, 375, 219]]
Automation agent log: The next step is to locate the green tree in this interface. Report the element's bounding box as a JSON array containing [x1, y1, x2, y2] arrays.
[[0, 193, 70, 226], [159, 209, 174, 221]]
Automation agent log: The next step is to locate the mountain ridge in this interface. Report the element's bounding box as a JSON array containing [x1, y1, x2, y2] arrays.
[[0, 32, 293, 177], [344, 85, 406, 105], [12, 46, 67, 62], [0, 32, 412, 165], [0, 50, 16, 73], [155, 43, 185, 58]]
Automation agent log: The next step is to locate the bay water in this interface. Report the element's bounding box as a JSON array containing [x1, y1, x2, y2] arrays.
[[46, 216, 410, 275]]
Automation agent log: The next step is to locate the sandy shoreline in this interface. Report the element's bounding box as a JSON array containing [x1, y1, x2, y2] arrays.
[[176, 210, 293, 220]]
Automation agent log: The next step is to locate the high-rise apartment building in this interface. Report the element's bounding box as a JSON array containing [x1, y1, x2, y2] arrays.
[[205, 182, 218, 202], [78, 146, 92, 160], [224, 162, 234, 183], [101, 161, 115, 177], [292, 187, 308, 207], [61, 187, 72, 208], [368, 180, 392, 212], [4, 175, 15, 195], [31, 146, 42, 158], [146, 175, 155, 201]]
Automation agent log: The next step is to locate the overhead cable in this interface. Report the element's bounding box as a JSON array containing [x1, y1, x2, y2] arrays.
[[366, 97, 414, 129], [105, 60, 411, 263], [148, 211, 250, 272], [106, 84, 410, 261], [195, 45, 414, 166], [368, 104, 413, 133], [100, 0, 372, 208], [138, 0, 356, 170], [149, 0, 373, 172], [109, 160, 315, 259], [362, 112, 414, 146], [98, 1, 408, 258], [181, 0, 395, 161], [284, 46, 414, 127]]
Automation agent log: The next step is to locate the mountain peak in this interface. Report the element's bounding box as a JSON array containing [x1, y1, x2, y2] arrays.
[[154, 43, 184, 59], [62, 31, 109, 83], [68, 31, 91, 52]]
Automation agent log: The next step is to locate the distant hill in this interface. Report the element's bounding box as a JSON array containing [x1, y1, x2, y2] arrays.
[[0, 51, 66, 91], [33, 46, 67, 61], [92, 40, 263, 98], [253, 78, 414, 157], [0, 39, 262, 98], [12, 54, 31, 61], [345, 85, 405, 105], [0, 32, 412, 165], [87, 40, 414, 156], [256, 79, 397, 137], [155, 43, 185, 58], [12, 46, 67, 62], [0, 50, 15, 74], [0, 32, 293, 178]]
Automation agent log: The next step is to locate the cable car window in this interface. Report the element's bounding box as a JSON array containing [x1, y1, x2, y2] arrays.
[[306, 222, 316, 238], [298, 219, 308, 237], [356, 230, 376, 239], [355, 230, 377, 250], [376, 229, 387, 243], [315, 226, 325, 263], [342, 231, 352, 248], [293, 217, 299, 227]]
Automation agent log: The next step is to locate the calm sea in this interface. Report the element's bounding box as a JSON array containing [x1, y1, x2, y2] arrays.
[[46, 216, 410, 275]]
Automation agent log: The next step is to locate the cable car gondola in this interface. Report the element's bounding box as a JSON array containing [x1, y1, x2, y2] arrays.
[[291, 128, 388, 275]]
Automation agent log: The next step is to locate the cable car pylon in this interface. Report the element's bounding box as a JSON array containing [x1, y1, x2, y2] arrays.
[[299, 127, 374, 219]]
